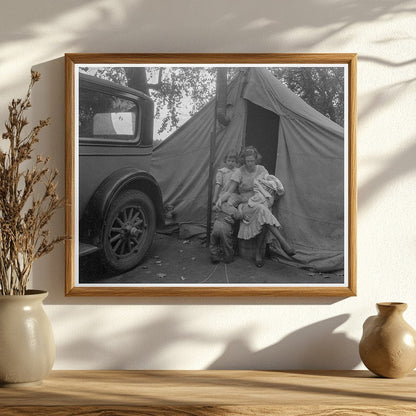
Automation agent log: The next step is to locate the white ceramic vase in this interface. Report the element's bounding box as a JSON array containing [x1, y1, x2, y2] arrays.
[[0, 290, 55, 387]]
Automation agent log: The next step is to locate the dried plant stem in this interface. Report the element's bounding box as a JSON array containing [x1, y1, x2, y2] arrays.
[[0, 71, 66, 295]]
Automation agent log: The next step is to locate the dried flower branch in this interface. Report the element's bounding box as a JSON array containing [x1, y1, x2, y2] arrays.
[[0, 71, 66, 295]]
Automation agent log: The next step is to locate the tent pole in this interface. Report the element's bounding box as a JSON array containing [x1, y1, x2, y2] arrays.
[[206, 68, 227, 246], [206, 100, 218, 246]]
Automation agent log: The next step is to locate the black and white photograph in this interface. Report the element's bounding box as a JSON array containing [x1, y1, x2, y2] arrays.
[[65, 54, 356, 296]]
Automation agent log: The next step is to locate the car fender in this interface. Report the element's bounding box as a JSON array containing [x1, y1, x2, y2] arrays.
[[80, 168, 164, 245]]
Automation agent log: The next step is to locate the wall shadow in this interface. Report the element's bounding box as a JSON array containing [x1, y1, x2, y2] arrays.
[[207, 314, 360, 370], [53, 310, 359, 370], [359, 55, 416, 67], [54, 311, 214, 369], [357, 78, 416, 126], [359, 139, 416, 209], [30, 56, 67, 303], [1, 0, 413, 56], [0, 0, 414, 98]]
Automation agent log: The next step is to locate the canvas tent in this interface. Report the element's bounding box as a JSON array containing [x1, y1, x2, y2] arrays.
[[151, 68, 345, 272]]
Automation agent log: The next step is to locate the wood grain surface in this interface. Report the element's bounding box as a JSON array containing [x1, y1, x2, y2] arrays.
[[1, 370, 415, 415]]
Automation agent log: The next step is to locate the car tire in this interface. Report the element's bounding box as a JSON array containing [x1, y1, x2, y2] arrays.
[[101, 190, 156, 273]]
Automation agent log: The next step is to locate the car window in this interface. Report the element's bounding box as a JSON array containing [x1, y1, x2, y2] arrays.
[[79, 88, 139, 142]]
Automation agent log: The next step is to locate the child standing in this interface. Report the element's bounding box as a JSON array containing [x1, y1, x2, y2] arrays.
[[212, 153, 238, 205]]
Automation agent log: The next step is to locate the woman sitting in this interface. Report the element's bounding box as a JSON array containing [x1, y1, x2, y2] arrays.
[[216, 146, 294, 267]]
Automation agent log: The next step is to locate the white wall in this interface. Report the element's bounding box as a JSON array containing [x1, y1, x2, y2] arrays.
[[1, 0, 415, 370]]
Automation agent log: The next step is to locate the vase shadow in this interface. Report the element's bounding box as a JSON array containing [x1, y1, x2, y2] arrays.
[[208, 314, 360, 370]]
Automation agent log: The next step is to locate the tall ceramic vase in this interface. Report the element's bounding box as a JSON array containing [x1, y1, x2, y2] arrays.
[[0, 290, 55, 387], [359, 302, 416, 378]]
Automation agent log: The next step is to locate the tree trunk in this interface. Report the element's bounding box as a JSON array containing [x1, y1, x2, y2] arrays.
[[125, 67, 149, 95]]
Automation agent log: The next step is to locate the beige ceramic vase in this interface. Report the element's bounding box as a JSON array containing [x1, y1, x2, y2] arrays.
[[359, 302, 416, 378], [0, 290, 55, 387]]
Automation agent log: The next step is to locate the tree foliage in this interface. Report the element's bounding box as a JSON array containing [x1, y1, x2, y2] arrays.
[[146, 67, 216, 134], [269, 67, 344, 126], [80, 66, 344, 137]]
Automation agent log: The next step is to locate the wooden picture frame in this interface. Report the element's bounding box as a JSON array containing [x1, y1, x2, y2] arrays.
[[65, 53, 356, 296]]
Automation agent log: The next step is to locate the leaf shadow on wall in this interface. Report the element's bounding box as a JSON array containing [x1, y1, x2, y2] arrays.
[[208, 314, 360, 370], [355, 52, 416, 210], [0, 0, 414, 98], [0, 0, 413, 52], [358, 139, 416, 209]]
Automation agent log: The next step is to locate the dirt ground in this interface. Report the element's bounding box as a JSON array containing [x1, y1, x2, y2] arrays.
[[79, 232, 344, 285]]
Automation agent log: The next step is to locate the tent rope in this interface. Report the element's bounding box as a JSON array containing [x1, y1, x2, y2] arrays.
[[224, 263, 230, 284], [198, 264, 218, 284]]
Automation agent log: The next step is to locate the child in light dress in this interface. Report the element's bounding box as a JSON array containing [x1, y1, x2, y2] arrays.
[[212, 152, 238, 205]]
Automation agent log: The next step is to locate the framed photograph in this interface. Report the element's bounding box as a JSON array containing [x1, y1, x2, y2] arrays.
[[65, 53, 356, 296]]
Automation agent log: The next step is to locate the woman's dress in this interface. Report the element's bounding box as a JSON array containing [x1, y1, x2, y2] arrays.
[[230, 165, 281, 240]]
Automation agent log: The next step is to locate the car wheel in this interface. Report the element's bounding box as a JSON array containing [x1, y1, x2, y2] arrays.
[[101, 190, 156, 273]]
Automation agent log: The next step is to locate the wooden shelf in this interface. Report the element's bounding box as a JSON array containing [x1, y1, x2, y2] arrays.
[[1, 370, 415, 415]]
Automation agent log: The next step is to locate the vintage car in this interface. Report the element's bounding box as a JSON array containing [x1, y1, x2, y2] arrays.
[[78, 73, 164, 273]]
